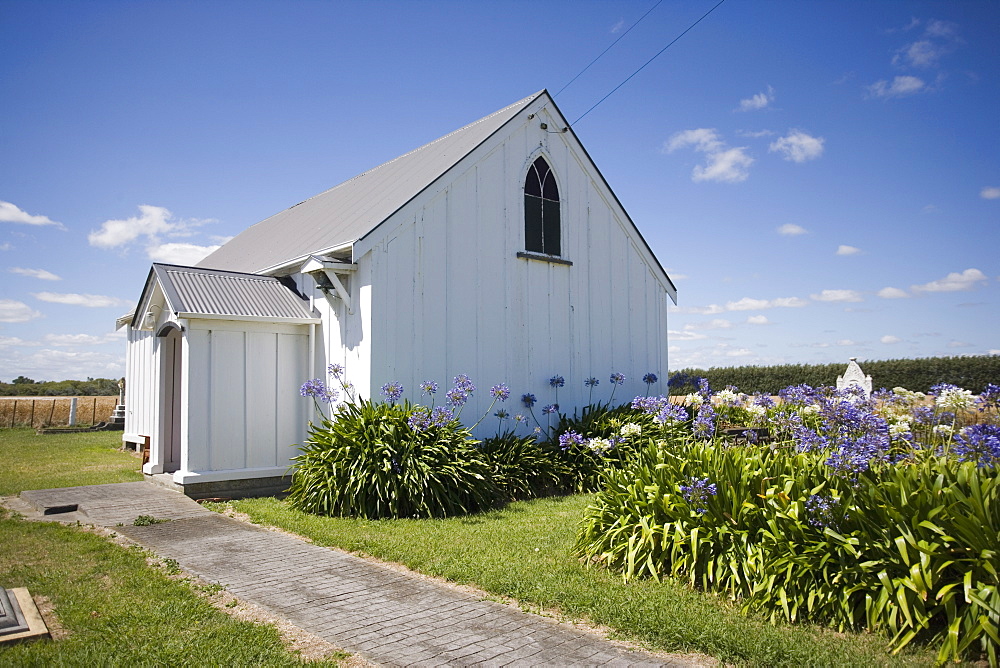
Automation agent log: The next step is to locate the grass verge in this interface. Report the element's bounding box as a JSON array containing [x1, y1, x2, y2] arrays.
[[221, 495, 943, 667], [0, 428, 142, 496], [0, 505, 340, 665]]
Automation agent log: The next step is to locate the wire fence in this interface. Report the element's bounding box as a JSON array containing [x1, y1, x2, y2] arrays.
[[0, 396, 119, 429]]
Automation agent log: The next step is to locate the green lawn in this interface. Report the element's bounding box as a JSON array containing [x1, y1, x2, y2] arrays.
[[0, 506, 339, 665], [221, 495, 945, 668], [0, 428, 142, 496], [0, 429, 340, 665]]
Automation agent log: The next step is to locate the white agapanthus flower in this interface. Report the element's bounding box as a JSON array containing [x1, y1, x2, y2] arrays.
[[686, 393, 704, 408], [620, 423, 642, 438], [936, 387, 974, 411], [933, 424, 954, 437]]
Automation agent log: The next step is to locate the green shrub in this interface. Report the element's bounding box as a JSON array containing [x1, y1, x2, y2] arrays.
[[672, 354, 1000, 395], [476, 430, 568, 500], [286, 399, 499, 519], [576, 436, 1000, 664], [547, 401, 689, 492]]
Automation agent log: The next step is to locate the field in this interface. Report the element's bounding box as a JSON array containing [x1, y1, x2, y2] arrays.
[[0, 396, 118, 429]]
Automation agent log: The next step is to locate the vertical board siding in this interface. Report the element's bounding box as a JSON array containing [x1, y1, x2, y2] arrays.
[[246, 331, 278, 468], [209, 329, 247, 470], [343, 107, 671, 437], [124, 328, 157, 442], [184, 328, 211, 472]]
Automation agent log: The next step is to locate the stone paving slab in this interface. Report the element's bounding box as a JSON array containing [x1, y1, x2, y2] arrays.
[[14, 483, 705, 667], [18, 482, 206, 526]]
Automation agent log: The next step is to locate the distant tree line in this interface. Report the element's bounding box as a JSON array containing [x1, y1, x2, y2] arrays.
[[668, 355, 1000, 396], [0, 376, 120, 396]]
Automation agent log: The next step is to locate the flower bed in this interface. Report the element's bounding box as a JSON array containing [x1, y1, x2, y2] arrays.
[[576, 381, 1000, 664]]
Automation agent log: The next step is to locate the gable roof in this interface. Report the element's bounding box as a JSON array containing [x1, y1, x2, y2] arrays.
[[198, 91, 545, 274], [131, 264, 318, 327]]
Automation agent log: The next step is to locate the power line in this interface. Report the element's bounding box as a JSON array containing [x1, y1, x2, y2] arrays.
[[572, 0, 728, 126], [554, 0, 664, 98]]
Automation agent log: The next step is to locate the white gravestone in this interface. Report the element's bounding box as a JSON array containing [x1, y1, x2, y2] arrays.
[[836, 357, 873, 399]]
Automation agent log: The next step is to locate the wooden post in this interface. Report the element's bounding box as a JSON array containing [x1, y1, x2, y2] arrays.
[[92, 397, 97, 425], [30, 400, 35, 428], [10, 400, 15, 428], [47, 400, 55, 426]]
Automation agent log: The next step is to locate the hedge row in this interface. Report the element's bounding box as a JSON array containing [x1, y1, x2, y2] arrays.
[[669, 355, 999, 395]]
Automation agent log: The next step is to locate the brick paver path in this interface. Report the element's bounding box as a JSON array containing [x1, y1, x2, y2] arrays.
[[15, 483, 702, 667]]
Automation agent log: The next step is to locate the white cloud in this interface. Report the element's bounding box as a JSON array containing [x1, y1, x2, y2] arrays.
[[924, 19, 958, 39], [878, 287, 909, 299], [912, 268, 989, 293], [89, 205, 216, 260], [89, 204, 179, 248], [881, 335, 902, 344], [0, 336, 38, 347], [737, 129, 774, 138], [9, 267, 61, 281], [777, 223, 807, 236], [726, 297, 770, 311], [610, 18, 625, 33], [684, 319, 733, 331], [747, 315, 769, 325], [0, 348, 125, 381], [666, 129, 753, 183], [666, 128, 723, 153], [668, 329, 708, 341], [147, 242, 220, 266], [771, 297, 810, 308], [867, 75, 927, 99], [769, 130, 825, 162], [32, 292, 133, 308], [43, 333, 106, 346], [981, 186, 1000, 200], [723, 347, 755, 358], [893, 40, 946, 68], [836, 339, 856, 346], [836, 245, 861, 256], [0, 201, 65, 228], [0, 299, 42, 323], [737, 86, 774, 112], [726, 296, 808, 311], [811, 289, 864, 303], [0, 242, 10, 251]]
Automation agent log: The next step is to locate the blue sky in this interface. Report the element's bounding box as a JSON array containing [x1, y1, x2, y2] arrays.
[[1, 0, 997, 382]]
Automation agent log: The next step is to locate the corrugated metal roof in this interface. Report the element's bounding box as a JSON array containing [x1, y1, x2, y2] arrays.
[[197, 91, 545, 274], [153, 264, 317, 321]]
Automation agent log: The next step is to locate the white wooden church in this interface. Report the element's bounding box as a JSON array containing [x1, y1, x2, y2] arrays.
[[118, 90, 677, 497]]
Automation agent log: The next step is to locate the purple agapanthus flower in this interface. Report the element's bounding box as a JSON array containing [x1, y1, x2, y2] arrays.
[[490, 384, 510, 401], [549, 375, 565, 388], [453, 374, 476, 394], [610, 372, 625, 385], [327, 363, 345, 378], [953, 423, 1000, 468], [679, 477, 717, 514], [542, 403, 559, 415], [558, 430, 584, 451], [380, 382, 404, 402], [419, 380, 438, 395], [300, 378, 337, 403], [585, 377, 599, 387], [521, 393, 536, 408], [643, 373, 658, 385]]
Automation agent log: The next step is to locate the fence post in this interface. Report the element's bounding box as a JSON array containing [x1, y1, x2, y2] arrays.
[[10, 400, 15, 428], [48, 400, 55, 425], [30, 400, 35, 428], [69, 397, 78, 426], [92, 397, 97, 425]]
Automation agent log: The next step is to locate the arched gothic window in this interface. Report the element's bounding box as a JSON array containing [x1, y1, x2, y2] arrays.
[[524, 156, 560, 256]]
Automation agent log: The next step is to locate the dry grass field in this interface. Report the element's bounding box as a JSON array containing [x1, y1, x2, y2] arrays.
[[0, 396, 118, 428]]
